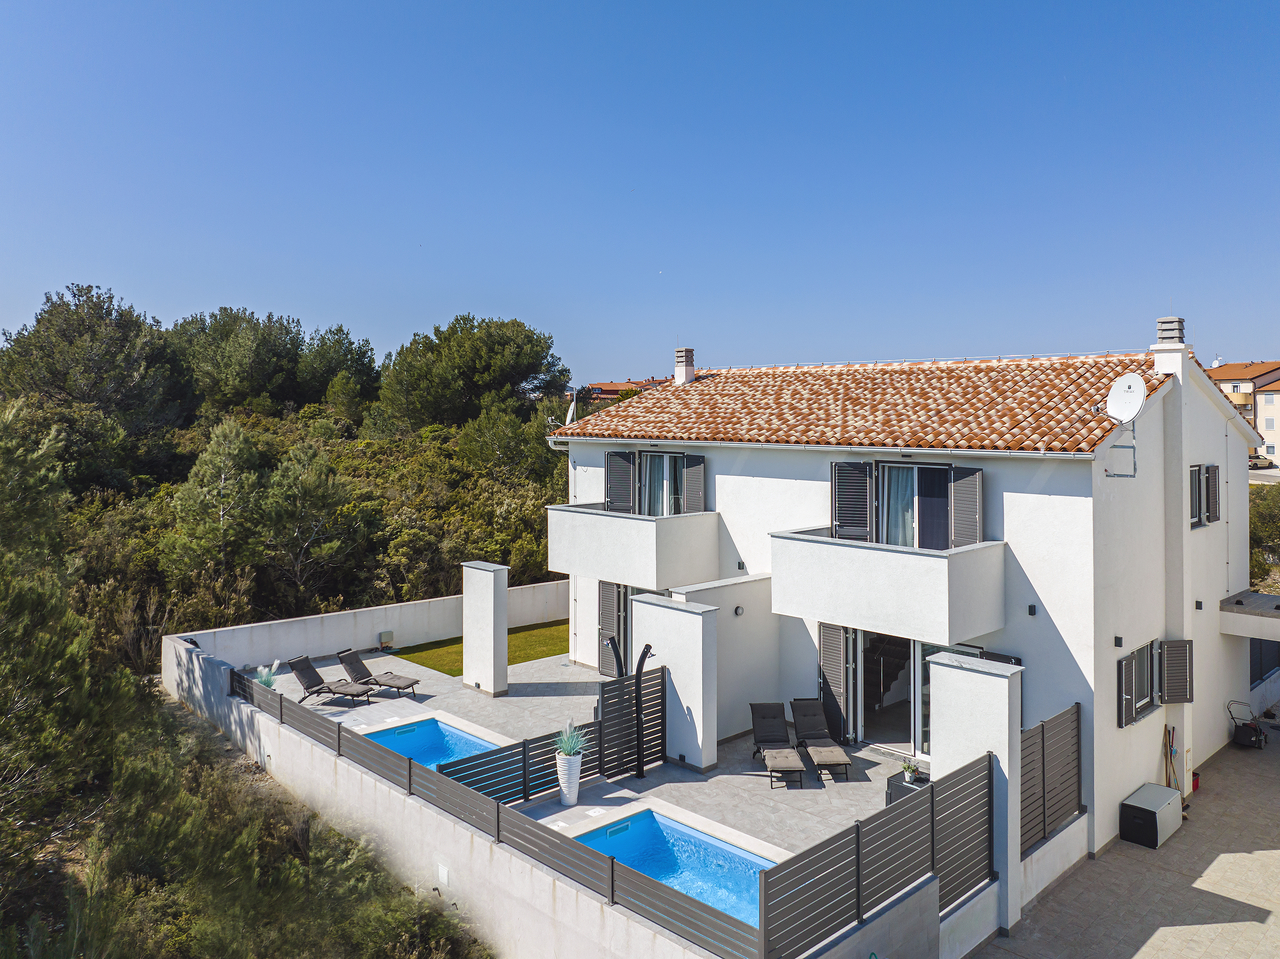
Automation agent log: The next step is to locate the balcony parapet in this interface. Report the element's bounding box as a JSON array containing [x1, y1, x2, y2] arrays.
[[769, 528, 1006, 645]]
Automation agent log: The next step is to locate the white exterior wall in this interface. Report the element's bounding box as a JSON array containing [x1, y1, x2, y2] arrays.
[[670, 575, 780, 741], [177, 580, 568, 669]]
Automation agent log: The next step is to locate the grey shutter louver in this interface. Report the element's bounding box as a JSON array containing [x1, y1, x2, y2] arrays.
[[950, 467, 983, 548], [598, 581, 620, 678], [1161, 640, 1194, 704], [818, 623, 848, 743], [684, 455, 705, 513], [1117, 654, 1136, 728], [605, 452, 635, 514], [831, 463, 873, 540], [1206, 465, 1220, 523]]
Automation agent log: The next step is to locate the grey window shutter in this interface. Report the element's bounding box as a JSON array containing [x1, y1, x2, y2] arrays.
[[684, 455, 705, 513], [950, 467, 983, 548], [818, 623, 848, 742], [1161, 640, 1194, 704], [605, 452, 635, 514], [831, 463, 873, 540], [1189, 465, 1202, 524], [1117, 654, 1136, 728], [598, 581, 621, 677], [1206, 465, 1220, 523]]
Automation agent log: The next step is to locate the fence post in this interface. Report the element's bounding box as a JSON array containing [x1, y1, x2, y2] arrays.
[[406, 756, 413, 796], [758, 868, 768, 959], [277, 691, 284, 724], [607, 855, 615, 905], [929, 782, 936, 876], [1075, 702, 1084, 813], [522, 740, 531, 802], [336, 722, 342, 758], [987, 751, 996, 881], [1040, 721, 1048, 846], [854, 821, 863, 924]]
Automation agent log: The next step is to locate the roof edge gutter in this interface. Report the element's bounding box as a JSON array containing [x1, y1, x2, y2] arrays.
[[550, 434, 1096, 460]]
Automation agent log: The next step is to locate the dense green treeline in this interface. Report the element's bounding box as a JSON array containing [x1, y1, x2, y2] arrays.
[[0, 283, 592, 955]]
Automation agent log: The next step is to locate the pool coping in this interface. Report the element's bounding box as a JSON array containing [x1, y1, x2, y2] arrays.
[[543, 795, 792, 865], [342, 708, 518, 748]]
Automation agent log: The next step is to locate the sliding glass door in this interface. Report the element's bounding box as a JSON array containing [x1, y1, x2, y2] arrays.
[[878, 464, 950, 550]]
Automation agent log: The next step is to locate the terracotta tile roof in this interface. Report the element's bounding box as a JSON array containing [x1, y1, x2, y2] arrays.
[[1206, 361, 1280, 382], [554, 353, 1169, 453]]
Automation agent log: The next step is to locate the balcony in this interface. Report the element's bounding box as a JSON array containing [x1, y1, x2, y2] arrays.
[[547, 503, 720, 591], [769, 528, 1006, 646]]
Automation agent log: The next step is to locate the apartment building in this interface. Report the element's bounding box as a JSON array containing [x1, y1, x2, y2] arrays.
[[1208, 360, 1280, 455]]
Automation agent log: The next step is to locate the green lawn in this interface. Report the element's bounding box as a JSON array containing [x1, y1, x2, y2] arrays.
[[396, 619, 570, 677]]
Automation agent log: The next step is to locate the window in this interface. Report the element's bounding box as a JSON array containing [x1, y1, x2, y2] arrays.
[[1233, 384, 1241, 392], [1268, 418, 1276, 432], [878, 464, 951, 550], [1269, 446, 1276, 455], [1190, 465, 1220, 527], [640, 452, 684, 516], [1118, 641, 1158, 727], [1268, 393, 1276, 405], [1189, 466, 1203, 527]]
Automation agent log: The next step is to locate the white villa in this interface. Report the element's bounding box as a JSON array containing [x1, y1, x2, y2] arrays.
[[548, 318, 1263, 855]]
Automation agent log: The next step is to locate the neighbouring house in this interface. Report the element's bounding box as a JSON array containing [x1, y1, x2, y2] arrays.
[[1207, 359, 1280, 455], [547, 318, 1268, 856], [585, 375, 674, 400]]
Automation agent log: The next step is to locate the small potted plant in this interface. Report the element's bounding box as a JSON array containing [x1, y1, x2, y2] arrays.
[[902, 760, 920, 784], [255, 660, 280, 688], [555, 720, 586, 806]]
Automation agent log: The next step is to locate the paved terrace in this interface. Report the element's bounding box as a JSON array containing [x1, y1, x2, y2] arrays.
[[270, 651, 898, 853], [978, 699, 1280, 959]]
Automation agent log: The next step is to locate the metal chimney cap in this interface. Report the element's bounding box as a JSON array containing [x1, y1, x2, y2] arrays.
[[675, 347, 695, 365], [1156, 316, 1185, 344]]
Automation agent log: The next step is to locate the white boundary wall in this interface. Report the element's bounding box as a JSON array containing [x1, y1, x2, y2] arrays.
[[1021, 815, 1088, 907], [175, 580, 568, 669]]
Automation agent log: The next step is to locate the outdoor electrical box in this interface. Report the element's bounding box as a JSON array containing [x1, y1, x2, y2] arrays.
[[1119, 783, 1182, 848]]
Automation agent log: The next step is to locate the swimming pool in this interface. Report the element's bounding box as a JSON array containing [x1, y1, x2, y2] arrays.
[[365, 718, 497, 770], [577, 810, 774, 925]]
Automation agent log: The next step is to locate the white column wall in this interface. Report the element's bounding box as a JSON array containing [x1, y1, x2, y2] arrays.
[[630, 595, 718, 771], [462, 562, 508, 697], [929, 652, 1022, 934], [671, 575, 779, 741]]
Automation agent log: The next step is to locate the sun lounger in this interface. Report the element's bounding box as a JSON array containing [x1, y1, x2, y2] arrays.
[[790, 698, 852, 782], [336, 648, 420, 698], [287, 655, 374, 705], [750, 702, 794, 759]]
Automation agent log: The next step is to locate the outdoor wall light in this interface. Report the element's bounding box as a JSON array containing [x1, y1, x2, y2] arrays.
[[734, 606, 744, 616], [1028, 605, 1036, 616], [1115, 636, 1123, 647], [1195, 600, 1203, 610]]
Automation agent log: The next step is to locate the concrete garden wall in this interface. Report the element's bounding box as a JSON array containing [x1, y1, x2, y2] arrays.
[[176, 580, 568, 669]]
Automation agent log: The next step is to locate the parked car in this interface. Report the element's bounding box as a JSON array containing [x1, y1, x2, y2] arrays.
[[1250, 452, 1275, 469]]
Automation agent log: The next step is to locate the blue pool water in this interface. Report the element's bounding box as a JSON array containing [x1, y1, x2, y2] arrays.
[[365, 718, 496, 770], [578, 810, 774, 926]]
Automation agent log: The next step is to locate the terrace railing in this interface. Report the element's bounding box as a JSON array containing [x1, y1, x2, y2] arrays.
[[1019, 703, 1083, 857], [228, 667, 993, 959]]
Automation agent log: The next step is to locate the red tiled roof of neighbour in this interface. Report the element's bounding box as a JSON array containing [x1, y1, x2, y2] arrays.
[[553, 353, 1170, 453], [1206, 361, 1280, 382]]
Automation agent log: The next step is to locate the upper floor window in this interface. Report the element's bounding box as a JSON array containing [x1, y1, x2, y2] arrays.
[[832, 461, 981, 549], [1190, 464, 1220, 529], [640, 452, 685, 516], [1233, 384, 1241, 392], [605, 450, 706, 515], [1267, 393, 1276, 405], [1268, 418, 1276, 432]]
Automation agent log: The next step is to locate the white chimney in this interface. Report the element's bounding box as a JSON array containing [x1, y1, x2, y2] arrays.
[[675, 347, 695, 386]]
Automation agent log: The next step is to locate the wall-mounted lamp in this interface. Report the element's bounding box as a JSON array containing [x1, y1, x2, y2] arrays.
[[1195, 600, 1203, 610], [1114, 636, 1123, 648], [1028, 605, 1036, 616]]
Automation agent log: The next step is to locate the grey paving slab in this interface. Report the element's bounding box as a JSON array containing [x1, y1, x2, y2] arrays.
[[977, 698, 1280, 959]]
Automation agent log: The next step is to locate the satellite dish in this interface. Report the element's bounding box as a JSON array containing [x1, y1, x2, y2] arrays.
[[1105, 372, 1146, 425]]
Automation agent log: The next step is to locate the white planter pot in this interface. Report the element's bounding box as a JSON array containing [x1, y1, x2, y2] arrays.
[[904, 770, 916, 784], [557, 752, 583, 806]]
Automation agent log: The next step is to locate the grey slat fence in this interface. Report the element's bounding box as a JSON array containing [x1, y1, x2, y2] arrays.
[[758, 753, 992, 959], [614, 861, 760, 959], [496, 805, 613, 899], [1020, 703, 1082, 856]]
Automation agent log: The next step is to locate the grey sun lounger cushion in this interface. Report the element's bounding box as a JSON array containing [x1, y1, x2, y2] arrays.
[[805, 744, 852, 781], [750, 702, 793, 758], [337, 649, 420, 697], [287, 655, 374, 704], [763, 748, 805, 789]]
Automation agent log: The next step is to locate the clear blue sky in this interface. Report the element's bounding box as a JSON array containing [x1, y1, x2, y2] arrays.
[[1, 3, 1277, 384]]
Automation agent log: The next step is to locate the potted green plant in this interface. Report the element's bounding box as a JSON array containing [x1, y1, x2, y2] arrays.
[[902, 760, 920, 784], [555, 720, 586, 806], [255, 660, 280, 688]]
